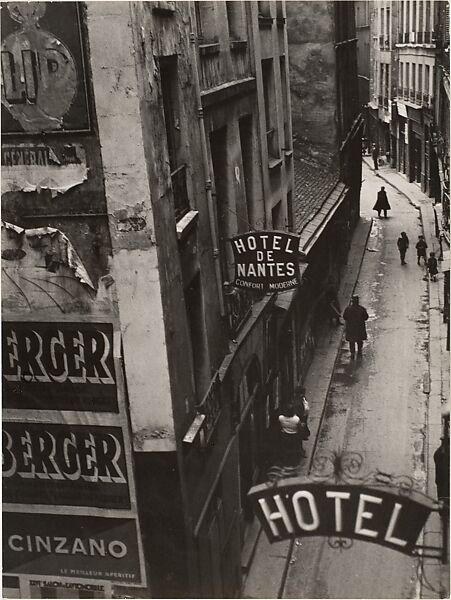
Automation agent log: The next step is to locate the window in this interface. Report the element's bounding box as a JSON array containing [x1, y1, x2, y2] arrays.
[[210, 127, 230, 281], [195, 2, 218, 43], [272, 200, 283, 230], [418, 64, 423, 100], [258, 1, 271, 17], [400, 1, 405, 33], [425, 0, 431, 33], [184, 274, 210, 406], [418, 0, 424, 32], [262, 58, 279, 159], [381, 8, 385, 37], [160, 55, 190, 221], [412, 0, 417, 32], [411, 63, 416, 99], [425, 64, 430, 96], [279, 56, 289, 148], [226, 1, 246, 40], [238, 115, 255, 228], [386, 8, 390, 46]]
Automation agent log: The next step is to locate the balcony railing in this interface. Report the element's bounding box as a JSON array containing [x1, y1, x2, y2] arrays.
[[417, 31, 424, 44], [379, 35, 384, 48], [171, 164, 190, 221], [377, 95, 383, 106], [403, 87, 409, 99], [410, 90, 416, 102], [224, 284, 253, 339], [423, 92, 430, 105], [404, 32, 409, 43], [383, 97, 389, 110], [424, 31, 433, 44], [398, 32, 403, 43], [415, 91, 422, 103]]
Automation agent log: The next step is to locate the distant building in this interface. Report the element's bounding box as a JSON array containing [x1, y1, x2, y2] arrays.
[[286, 0, 363, 347], [368, 0, 439, 195], [356, 0, 371, 104]]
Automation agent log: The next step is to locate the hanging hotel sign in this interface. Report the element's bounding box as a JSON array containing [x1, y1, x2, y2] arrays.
[[231, 231, 301, 293], [248, 479, 435, 556]]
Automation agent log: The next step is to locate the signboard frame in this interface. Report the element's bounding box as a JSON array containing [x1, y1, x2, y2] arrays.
[[1, 2, 92, 135], [2, 312, 147, 588]]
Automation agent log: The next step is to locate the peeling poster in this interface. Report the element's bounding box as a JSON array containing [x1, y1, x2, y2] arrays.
[[1, 143, 88, 196]]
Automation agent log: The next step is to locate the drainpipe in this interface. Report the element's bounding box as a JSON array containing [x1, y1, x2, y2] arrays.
[[189, 11, 225, 316]]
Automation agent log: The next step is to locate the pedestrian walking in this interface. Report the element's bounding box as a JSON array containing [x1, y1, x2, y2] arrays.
[[294, 386, 310, 458], [397, 232, 409, 265], [427, 251, 439, 281], [373, 186, 391, 218], [371, 143, 379, 170], [343, 295, 369, 359], [278, 405, 302, 466], [415, 235, 428, 265]]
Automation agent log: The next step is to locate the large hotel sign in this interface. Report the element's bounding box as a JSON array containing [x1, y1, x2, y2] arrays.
[[231, 231, 301, 293], [248, 479, 435, 556]]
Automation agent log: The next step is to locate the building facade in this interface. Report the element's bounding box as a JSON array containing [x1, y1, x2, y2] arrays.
[[286, 0, 363, 362], [368, 0, 439, 195], [1, 1, 296, 598], [356, 0, 371, 104]]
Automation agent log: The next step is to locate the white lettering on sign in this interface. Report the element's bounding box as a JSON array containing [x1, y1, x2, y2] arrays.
[[292, 491, 320, 531], [258, 495, 294, 537], [326, 490, 351, 532], [253, 488, 412, 548], [355, 494, 382, 538], [8, 535, 127, 558], [232, 235, 295, 254], [2, 428, 126, 484], [3, 327, 114, 385], [384, 502, 408, 547]]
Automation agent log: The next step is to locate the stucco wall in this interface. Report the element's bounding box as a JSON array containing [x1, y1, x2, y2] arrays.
[[86, 1, 175, 451], [286, 1, 338, 163]]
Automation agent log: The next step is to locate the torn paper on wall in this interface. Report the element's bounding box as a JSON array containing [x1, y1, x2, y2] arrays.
[[1, 143, 88, 196], [2, 220, 94, 289]]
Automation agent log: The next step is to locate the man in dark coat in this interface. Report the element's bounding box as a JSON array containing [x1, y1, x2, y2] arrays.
[[343, 295, 369, 359], [373, 186, 391, 218]]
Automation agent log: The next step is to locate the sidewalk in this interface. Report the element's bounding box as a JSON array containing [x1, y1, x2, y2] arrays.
[[364, 158, 449, 599], [242, 215, 373, 599]]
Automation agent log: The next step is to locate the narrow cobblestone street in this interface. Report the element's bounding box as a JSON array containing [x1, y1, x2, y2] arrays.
[[244, 163, 446, 599]]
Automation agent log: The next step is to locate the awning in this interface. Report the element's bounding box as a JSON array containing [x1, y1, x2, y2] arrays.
[[298, 182, 348, 256]]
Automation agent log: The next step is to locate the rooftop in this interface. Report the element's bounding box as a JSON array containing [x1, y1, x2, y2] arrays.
[[294, 154, 341, 235]]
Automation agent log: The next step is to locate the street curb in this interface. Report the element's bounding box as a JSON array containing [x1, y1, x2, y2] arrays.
[[277, 217, 374, 599], [305, 217, 374, 475]]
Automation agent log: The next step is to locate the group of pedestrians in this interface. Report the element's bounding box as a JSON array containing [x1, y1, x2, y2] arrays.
[[396, 232, 439, 281]]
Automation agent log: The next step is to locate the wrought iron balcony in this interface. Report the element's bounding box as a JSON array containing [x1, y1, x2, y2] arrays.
[[423, 92, 430, 105], [171, 164, 190, 222], [224, 283, 253, 340], [415, 91, 422, 103], [410, 90, 416, 102]]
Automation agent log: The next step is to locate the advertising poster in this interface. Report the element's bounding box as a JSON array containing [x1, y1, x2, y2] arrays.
[[2, 230, 147, 590], [1, 2, 91, 134]]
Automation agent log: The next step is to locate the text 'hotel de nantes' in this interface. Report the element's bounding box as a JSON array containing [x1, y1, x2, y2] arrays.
[[1, 1, 450, 599]]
